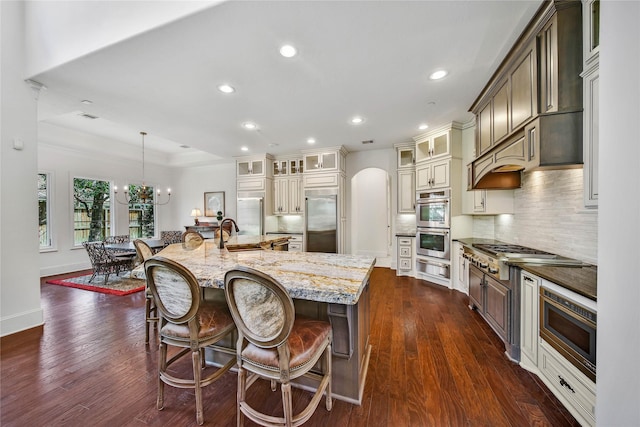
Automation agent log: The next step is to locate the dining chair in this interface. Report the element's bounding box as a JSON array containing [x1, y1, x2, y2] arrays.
[[160, 230, 182, 247], [224, 266, 332, 427], [144, 257, 236, 425], [133, 239, 158, 344], [181, 230, 204, 249], [104, 234, 130, 244], [82, 241, 133, 285], [103, 234, 134, 259]]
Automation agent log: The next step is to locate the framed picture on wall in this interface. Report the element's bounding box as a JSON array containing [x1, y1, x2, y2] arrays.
[[204, 191, 225, 217]]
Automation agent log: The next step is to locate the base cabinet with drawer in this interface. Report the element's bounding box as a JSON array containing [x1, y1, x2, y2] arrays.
[[519, 271, 596, 427], [396, 236, 415, 276], [538, 342, 596, 427]]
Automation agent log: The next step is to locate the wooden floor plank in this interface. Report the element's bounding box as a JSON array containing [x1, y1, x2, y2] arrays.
[[0, 267, 579, 426]]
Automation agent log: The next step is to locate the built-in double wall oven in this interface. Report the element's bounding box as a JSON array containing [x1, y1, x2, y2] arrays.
[[416, 188, 450, 228], [416, 189, 450, 278], [540, 282, 597, 382]]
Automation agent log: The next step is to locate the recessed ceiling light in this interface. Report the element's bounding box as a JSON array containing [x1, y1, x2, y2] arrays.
[[241, 146, 249, 152], [307, 138, 316, 144], [81, 99, 93, 105], [279, 45, 297, 58], [418, 124, 429, 130], [350, 117, 364, 125], [218, 84, 235, 93], [242, 122, 257, 130], [429, 70, 448, 80]]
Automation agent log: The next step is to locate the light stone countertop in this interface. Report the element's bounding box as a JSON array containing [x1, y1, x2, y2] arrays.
[[133, 240, 376, 305]]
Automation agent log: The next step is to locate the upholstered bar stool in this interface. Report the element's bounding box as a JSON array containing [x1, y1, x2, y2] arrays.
[[145, 257, 236, 425], [181, 230, 204, 249], [224, 266, 332, 427], [133, 239, 157, 343]]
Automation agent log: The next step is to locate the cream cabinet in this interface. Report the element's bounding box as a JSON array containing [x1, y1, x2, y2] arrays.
[[273, 177, 303, 215], [452, 242, 468, 294], [582, 65, 599, 207], [288, 177, 303, 214], [302, 147, 347, 174], [304, 152, 336, 172], [465, 189, 514, 215], [414, 126, 461, 163], [396, 236, 414, 277], [395, 143, 416, 214], [237, 158, 266, 177], [272, 160, 288, 177], [582, 0, 599, 208], [416, 159, 450, 190], [273, 178, 289, 214], [397, 146, 415, 168], [539, 343, 596, 427], [273, 158, 304, 176], [289, 159, 304, 175], [397, 169, 416, 213], [520, 271, 540, 371]]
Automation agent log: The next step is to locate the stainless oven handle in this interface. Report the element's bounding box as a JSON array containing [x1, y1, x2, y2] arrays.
[[417, 199, 449, 205], [418, 229, 448, 236]]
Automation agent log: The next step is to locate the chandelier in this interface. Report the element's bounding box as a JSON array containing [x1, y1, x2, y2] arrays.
[[114, 131, 171, 206]]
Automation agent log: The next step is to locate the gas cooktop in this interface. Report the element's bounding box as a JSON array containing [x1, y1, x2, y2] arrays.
[[472, 243, 556, 258], [470, 243, 585, 268]]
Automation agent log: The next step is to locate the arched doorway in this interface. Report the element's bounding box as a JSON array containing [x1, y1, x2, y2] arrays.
[[351, 168, 391, 266]]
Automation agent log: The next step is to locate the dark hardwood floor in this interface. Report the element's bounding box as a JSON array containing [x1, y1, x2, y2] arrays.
[[1, 268, 579, 426]]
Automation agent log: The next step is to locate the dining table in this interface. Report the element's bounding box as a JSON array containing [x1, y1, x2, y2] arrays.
[[104, 238, 166, 254]]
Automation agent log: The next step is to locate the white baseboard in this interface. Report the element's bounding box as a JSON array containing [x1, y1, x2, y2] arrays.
[[1, 308, 44, 337], [40, 261, 91, 277]]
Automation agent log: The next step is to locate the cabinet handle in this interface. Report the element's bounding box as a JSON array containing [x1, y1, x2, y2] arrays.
[[558, 376, 576, 393]]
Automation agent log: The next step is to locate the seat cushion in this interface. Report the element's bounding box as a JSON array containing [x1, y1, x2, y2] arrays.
[[161, 300, 234, 340], [241, 316, 331, 371]]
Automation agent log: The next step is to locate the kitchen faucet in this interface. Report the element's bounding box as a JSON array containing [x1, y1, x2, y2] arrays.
[[218, 218, 240, 249]]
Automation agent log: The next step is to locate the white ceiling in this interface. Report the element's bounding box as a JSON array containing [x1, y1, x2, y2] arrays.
[[33, 1, 542, 167]]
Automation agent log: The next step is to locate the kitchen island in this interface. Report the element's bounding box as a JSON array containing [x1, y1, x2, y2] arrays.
[[133, 240, 376, 403]]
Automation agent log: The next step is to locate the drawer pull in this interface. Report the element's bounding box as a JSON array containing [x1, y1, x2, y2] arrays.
[[558, 375, 575, 393]]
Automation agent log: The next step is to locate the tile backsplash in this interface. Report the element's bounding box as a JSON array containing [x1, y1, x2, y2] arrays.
[[478, 169, 598, 264]]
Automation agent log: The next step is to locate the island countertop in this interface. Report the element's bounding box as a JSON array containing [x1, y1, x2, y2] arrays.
[[133, 241, 376, 305]]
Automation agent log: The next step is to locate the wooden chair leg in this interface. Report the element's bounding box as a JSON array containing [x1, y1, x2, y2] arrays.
[[281, 382, 293, 427], [326, 343, 332, 411], [237, 367, 246, 427], [157, 341, 167, 410], [192, 349, 204, 425], [145, 298, 151, 344]]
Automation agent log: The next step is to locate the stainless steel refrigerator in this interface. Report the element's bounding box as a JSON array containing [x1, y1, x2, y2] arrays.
[[236, 192, 264, 236], [305, 188, 337, 253]]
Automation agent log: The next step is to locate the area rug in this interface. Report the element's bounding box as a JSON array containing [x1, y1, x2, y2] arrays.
[[45, 272, 146, 296]]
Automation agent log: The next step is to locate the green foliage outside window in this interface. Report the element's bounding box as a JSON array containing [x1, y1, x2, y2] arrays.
[[127, 184, 155, 239], [73, 178, 111, 244], [38, 173, 50, 248]]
